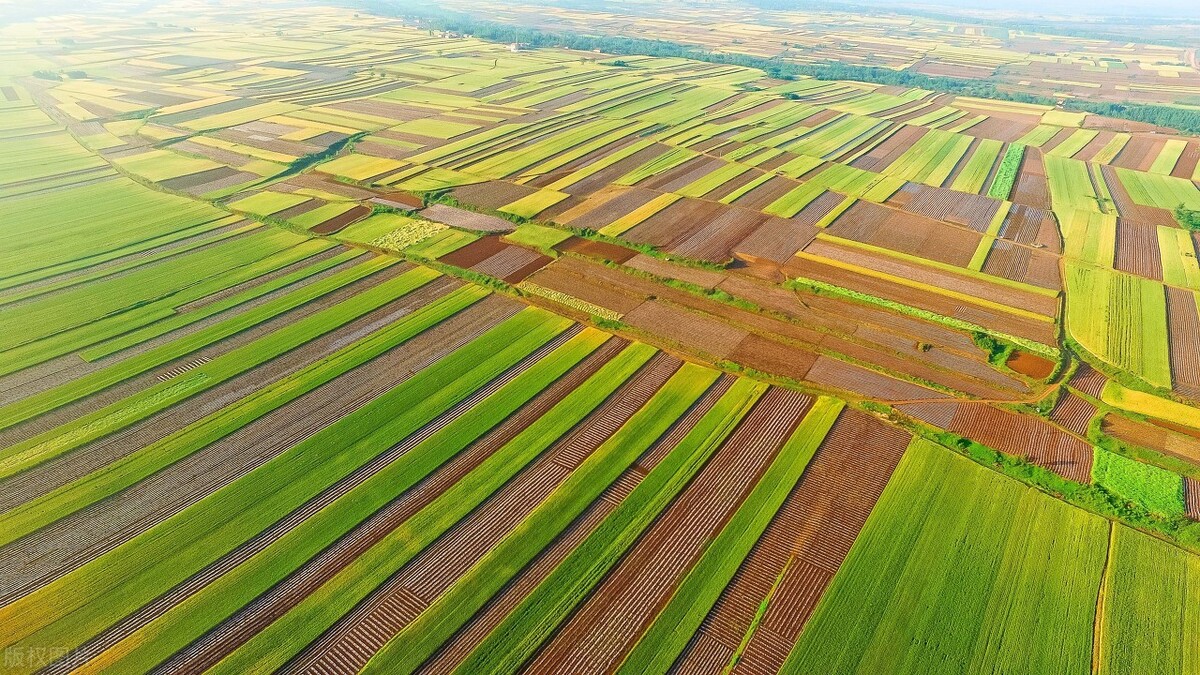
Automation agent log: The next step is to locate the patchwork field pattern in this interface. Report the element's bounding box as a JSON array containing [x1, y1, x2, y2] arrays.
[[2, 1, 1200, 673]]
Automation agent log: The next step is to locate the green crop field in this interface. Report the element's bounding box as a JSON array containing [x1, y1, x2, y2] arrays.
[[3, 2, 1200, 672], [782, 439, 1109, 675]]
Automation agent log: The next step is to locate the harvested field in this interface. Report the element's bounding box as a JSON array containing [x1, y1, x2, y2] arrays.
[[727, 334, 818, 381]]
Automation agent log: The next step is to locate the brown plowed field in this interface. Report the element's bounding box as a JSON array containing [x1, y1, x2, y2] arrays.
[[1102, 413, 1200, 465], [0, 289, 518, 606], [1186, 477, 1200, 521], [805, 356, 946, 401], [1113, 219, 1165, 281], [824, 201, 981, 268], [1009, 149, 1051, 210], [453, 180, 539, 210], [1050, 390, 1098, 436], [897, 401, 960, 427], [671, 208, 774, 263], [133, 326, 599, 675], [678, 409, 910, 675], [1101, 164, 1176, 227], [527, 388, 812, 674], [850, 125, 928, 172], [949, 403, 1093, 482], [625, 254, 728, 289], [310, 205, 370, 234], [728, 175, 799, 210], [1167, 287, 1200, 399], [283, 353, 684, 675], [785, 255, 1059, 345], [623, 301, 750, 360], [416, 377, 736, 675], [903, 185, 1001, 232], [624, 198, 728, 250], [1070, 364, 1109, 398], [560, 186, 660, 230], [554, 237, 638, 263], [1172, 143, 1200, 180]]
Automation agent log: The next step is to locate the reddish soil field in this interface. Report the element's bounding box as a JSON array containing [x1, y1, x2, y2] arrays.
[[727, 333, 818, 381], [1049, 390, 1098, 436], [1172, 143, 1200, 180], [470, 246, 552, 284], [1006, 350, 1056, 379], [897, 401, 960, 428], [524, 264, 649, 316], [623, 254, 728, 289], [1167, 287, 1200, 400], [1069, 364, 1108, 398]]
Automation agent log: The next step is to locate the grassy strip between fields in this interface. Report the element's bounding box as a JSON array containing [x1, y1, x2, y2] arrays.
[[987, 143, 1025, 201], [79, 327, 613, 674], [0, 308, 572, 665], [0, 285, 490, 550], [358, 362, 722, 675], [0, 253, 395, 433], [455, 378, 769, 674], [0, 266, 439, 480], [616, 397, 844, 674], [206, 342, 661, 674]]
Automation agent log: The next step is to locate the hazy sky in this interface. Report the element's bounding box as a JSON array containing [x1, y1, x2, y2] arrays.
[[887, 0, 1200, 18]]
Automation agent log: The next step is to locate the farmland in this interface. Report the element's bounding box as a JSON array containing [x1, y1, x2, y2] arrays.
[[2, 0, 1200, 673]]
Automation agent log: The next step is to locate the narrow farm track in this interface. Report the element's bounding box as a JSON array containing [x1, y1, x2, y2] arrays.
[[0, 255, 400, 446], [527, 388, 812, 674], [42, 317, 578, 675], [283, 353, 685, 675], [417, 376, 736, 675], [0, 270, 447, 514], [0, 284, 507, 602]]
